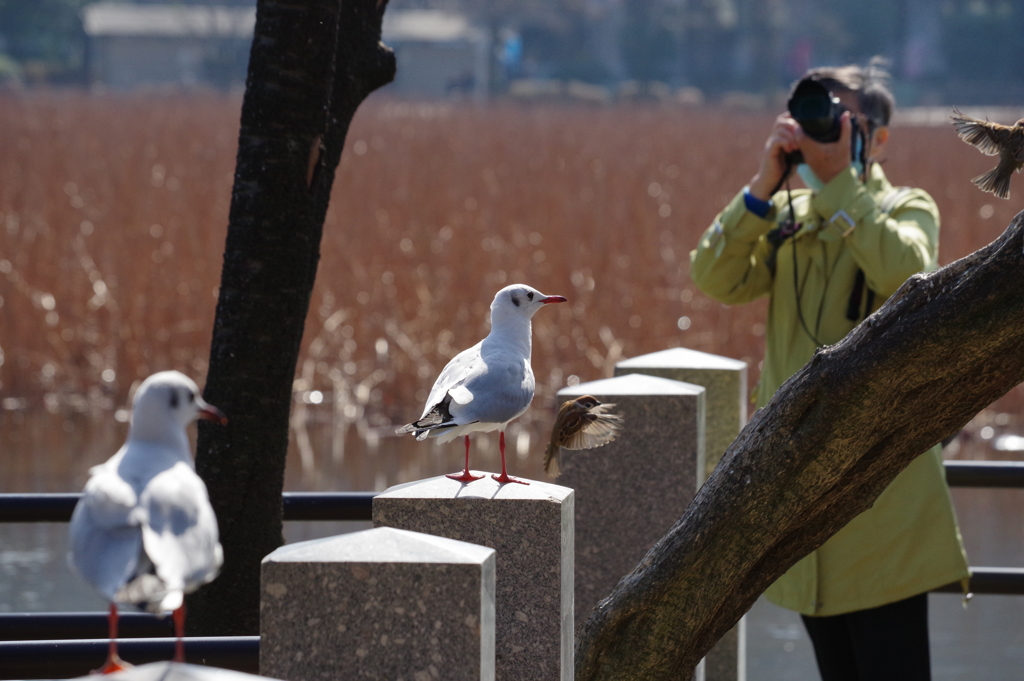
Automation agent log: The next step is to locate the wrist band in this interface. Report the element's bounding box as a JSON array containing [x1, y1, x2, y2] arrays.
[[743, 187, 772, 218]]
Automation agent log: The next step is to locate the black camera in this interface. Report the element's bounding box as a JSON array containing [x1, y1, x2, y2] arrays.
[[784, 77, 846, 166]]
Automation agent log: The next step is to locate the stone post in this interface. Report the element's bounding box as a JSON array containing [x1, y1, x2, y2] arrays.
[[373, 477, 573, 681], [615, 347, 749, 681], [261, 527, 496, 681], [615, 347, 748, 483], [554, 373, 704, 634]]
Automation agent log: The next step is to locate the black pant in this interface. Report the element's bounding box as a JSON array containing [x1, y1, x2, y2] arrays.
[[801, 592, 930, 681]]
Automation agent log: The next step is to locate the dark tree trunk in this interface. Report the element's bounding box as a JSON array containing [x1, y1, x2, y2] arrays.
[[187, 0, 395, 636], [575, 214, 1024, 680]]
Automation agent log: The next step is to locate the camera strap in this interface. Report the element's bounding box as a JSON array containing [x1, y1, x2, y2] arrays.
[[844, 185, 912, 321], [764, 177, 803, 274], [773, 178, 911, 341], [846, 269, 871, 321], [764, 178, 827, 346]]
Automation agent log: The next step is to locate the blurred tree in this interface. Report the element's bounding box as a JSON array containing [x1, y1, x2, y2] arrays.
[[187, 0, 395, 635], [810, 0, 900, 66], [275, 0, 1024, 100], [940, 0, 1024, 102], [679, 0, 742, 94], [620, 0, 674, 82]]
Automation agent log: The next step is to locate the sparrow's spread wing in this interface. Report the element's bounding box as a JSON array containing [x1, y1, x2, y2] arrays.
[[544, 400, 623, 478], [952, 109, 1013, 156], [561, 409, 623, 450], [551, 399, 624, 451]]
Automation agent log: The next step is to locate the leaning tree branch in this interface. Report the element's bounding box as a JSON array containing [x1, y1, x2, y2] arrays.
[[576, 212, 1024, 680]]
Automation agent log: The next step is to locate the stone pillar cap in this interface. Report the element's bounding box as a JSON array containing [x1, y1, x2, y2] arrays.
[[558, 372, 704, 398], [377, 475, 572, 502], [83, 662, 277, 681], [263, 526, 495, 565], [616, 347, 747, 370]]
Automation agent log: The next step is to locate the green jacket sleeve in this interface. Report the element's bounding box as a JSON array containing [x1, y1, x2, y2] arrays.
[[811, 167, 939, 298], [689, 190, 776, 305]]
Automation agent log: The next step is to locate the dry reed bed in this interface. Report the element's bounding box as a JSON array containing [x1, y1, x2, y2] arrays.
[[1, 93, 1020, 450]]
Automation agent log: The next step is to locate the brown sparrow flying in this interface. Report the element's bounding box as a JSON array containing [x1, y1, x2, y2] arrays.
[[951, 108, 1024, 199], [543, 395, 622, 478]]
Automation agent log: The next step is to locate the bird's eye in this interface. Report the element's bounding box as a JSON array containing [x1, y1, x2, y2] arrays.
[[188, 392, 195, 403], [527, 291, 534, 300]]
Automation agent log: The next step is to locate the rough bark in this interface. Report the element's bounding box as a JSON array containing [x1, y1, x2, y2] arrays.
[[575, 213, 1024, 680], [187, 0, 395, 635]]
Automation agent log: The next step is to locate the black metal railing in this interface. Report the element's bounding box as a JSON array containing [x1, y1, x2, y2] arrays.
[[0, 612, 175, 641], [1, 461, 1021, 524], [0, 491, 376, 523], [943, 459, 1024, 487], [0, 636, 258, 679], [0, 459, 1021, 678], [1, 561, 1020, 641]]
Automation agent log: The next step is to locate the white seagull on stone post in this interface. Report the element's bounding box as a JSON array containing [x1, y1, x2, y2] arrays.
[[69, 370, 227, 672], [397, 283, 566, 485]]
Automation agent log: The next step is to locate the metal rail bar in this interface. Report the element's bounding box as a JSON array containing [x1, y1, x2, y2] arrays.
[[281, 491, 375, 521], [0, 494, 79, 523], [933, 567, 1024, 595], [1, 461, 1021, 524], [943, 460, 1024, 488], [0, 612, 175, 642], [0, 492, 376, 523], [0, 568, 1022, 677], [0, 636, 258, 679], [1, 565, 1022, 643]]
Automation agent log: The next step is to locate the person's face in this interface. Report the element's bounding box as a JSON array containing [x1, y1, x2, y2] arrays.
[[835, 90, 889, 159]]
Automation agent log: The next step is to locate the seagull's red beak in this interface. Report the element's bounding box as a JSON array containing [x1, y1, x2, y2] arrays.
[[198, 404, 228, 425], [541, 295, 567, 304]]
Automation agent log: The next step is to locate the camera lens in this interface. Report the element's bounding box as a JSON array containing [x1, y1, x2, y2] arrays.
[[787, 78, 843, 143]]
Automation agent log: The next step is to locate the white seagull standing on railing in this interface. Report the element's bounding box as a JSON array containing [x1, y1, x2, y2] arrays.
[[68, 370, 227, 672], [397, 283, 566, 485]]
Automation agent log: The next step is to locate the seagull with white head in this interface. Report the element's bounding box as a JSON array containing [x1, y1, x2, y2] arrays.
[[397, 283, 566, 485], [69, 370, 227, 672]]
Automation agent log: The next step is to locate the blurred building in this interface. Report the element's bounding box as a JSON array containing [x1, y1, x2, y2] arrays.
[[73, 0, 1024, 103], [82, 3, 254, 89], [381, 10, 490, 99], [82, 2, 488, 97]]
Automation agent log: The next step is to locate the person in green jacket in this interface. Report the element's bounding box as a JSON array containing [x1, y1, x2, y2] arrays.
[[690, 62, 969, 681]]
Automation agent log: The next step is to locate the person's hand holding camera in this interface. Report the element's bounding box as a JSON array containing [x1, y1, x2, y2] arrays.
[[748, 114, 802, 201], [749, 110, 855, 202]]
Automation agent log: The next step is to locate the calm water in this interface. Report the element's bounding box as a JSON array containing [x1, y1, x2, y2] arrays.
[[2, 409, 1022, 680]]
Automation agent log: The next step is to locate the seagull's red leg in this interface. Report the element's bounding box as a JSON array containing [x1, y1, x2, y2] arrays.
[[492, 431, 528, 485], [447, 435, 484, 482], [173, 604, 186, 663], [95, 603, 131, 674]]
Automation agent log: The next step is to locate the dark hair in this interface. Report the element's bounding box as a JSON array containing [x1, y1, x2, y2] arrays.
[[800, 57, 894, 127]]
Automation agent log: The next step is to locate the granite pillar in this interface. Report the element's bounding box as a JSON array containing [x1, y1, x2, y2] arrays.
[[615, 347, 747, 483], [373, 476, 573, 681], [615, 348, 748, 681], [261, 527, 496, 681], [554, 373, 704, 634]]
